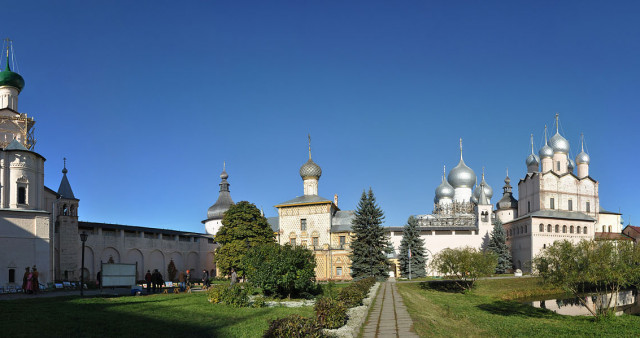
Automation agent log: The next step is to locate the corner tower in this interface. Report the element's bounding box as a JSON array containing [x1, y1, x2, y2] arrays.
[[56, 159, 81, 281], [203, 163, 234, 236]]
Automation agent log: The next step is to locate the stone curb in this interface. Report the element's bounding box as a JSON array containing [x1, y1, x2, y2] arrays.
[[323, 282, 381, 338]]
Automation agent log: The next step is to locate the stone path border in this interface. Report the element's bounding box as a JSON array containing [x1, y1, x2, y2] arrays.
[[324, 282, 380, 338], [362, 278, 418, 337]]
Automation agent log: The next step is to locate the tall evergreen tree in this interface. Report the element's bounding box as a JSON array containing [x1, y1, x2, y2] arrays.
[[214, 201, 275, 276], [349, 188, 388, 280], [398, 216, 427, 278], [487, 219, 511, 273]]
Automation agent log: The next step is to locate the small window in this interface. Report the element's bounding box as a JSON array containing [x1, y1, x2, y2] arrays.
[[539, 224, 544, 232], [547, 224, 552, 232], [555, 224, 559, 233], [524, 225, 527, 234], [482, 212, 488, 222], [550, 198, 555, 210], [527, 201, 531, 213], [577, 226, 581, 234], [568, 200, 573, 211], [563, 225, 567, 233], [312, 237, 319, 246], [584, 227, 588, 234], [586, 202, 591, 213], [339, 236, 346, 247], [290, 238, 296, 246], [557, 161, 561, 171], [300, 219, 307, 231], [570, 226, 574, 234], [543, 244, 546, 249], [336, 267, 342, 276], [301, 240, 307, 247], [63, 204, 69, 216], [608, 225, 612, 232], [17, 187, 26, 204], [8, 268, 15, 283]]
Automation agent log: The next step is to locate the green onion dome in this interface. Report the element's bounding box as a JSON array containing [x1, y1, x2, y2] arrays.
[[0, 63, 24, 92]]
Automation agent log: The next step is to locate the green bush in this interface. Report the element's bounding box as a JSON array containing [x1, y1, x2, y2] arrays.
[[336, 277, 376, 308], [314, 297, 347, 329], [263, 314, 326, 338], [207, 283, 250, 308], [243, 243, 317, 298], [252, 295, 267, 308]]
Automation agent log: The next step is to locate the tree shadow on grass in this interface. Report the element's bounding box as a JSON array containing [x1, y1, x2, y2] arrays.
[[419, 280, 472, 293], [476, 300, 558, 319]]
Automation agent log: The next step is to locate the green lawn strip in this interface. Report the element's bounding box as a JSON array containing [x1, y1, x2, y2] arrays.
[[1, 293, 312, 337], [397, 279, 640, 337]]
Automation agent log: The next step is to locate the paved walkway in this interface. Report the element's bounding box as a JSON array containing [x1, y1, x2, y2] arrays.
[[363, 278, 418, 338]]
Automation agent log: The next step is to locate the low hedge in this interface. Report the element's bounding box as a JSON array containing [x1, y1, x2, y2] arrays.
[[314, 297, 347, 329], [207, 283, 250, 308], [263, 314, 326, 338]]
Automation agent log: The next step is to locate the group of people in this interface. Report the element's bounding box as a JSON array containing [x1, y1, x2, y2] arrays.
[[144, 269, 165, 293], [21, 266, 40, 294]]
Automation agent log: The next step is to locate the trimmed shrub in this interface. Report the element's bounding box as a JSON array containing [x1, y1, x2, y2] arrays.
[[315, 297, 347, 329], [263, 314, 326, 338], [252, 295, 267, 308], [207, 283, 250, 308], [336, 277, 375, 308]]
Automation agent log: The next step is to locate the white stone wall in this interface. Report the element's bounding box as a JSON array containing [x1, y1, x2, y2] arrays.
[[0, 150, 45, 210], [596, 213, 622, 233], [0, 211, 51, 285], [453, 187, 472, 203], [204, 218, 222, 236], [0, 87, 19, 110]]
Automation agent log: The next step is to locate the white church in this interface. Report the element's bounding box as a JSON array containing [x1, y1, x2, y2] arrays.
[[387, 115, 625, 273]]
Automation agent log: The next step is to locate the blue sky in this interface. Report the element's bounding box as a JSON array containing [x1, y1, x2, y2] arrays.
[[3, 1, 639, 232]]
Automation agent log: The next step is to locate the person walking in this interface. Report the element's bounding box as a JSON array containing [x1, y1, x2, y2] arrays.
[[145, 270, 152, 294], [31, 266, 39, 294], [25, 270, 34, 294], [178, 271, 185, 291], [230, 268, 237, 286], [22, 267, 30, 293], [151, 269, 159, 293], [202, 269, 210, 288]]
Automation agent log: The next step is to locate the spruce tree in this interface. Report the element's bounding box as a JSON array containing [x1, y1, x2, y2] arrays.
[[349, 188, 388, 280], [487, 219, 511, 273], [398, 216, 427, 278]]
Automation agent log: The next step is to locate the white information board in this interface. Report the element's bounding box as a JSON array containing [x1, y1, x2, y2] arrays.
[[101, 263, 137, 287]]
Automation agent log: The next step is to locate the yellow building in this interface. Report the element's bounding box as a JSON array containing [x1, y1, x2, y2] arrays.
[[270, 141, 355, 281]]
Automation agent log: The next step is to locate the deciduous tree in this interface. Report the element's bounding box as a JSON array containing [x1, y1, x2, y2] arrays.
[[431, 247, 497, 290], [214, 201, 275, 276]]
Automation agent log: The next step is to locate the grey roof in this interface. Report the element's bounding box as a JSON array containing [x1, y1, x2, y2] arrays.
[[300, 159, 322, 179], [508, 209, 596, 223], [599, 206, 621, 215], [5, 139, 27, 151], [267, 216, 279, 232], [331, 210, 355, 232], [384, 226, 478, 232], [57, 167, 76, 199], [275, 194, 332, 207], [206, 169, 234, 220]]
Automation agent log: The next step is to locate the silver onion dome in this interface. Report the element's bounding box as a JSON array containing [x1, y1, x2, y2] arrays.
[[539, 143, 553, 159], [526, 153, 540, 167], [435, 176, 455, 200], [549, 132, 570, 154], [472, 174, 493, 201], [300, 159, 322, 179], [567, 157, 575, 172], [576, 151, 590, 164], [448, 159, 476, 189], [207, 165, 234, 219]]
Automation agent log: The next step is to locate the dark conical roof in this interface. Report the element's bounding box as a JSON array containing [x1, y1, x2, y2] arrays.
[[207, 167, 234, 219], [57, 163, 75, 199]]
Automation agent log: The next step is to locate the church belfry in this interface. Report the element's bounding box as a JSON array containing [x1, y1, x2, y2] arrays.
[[56, 159, 81, 281], [0, 40, 34, 149]]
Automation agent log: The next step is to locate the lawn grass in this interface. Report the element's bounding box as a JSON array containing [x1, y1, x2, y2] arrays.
[[0, 292, 313, 337], [397, 277, 640, 337]]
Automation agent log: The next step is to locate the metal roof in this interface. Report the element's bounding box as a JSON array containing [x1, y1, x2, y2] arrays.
[[508, 209, 596, 223], [267, 216, 279, 232], [275, 195, 332, 207], [78, 221, 213, 238], [57, 172, 76, 199], [5, 139, 27, 150], [331, 210, 355, 232]]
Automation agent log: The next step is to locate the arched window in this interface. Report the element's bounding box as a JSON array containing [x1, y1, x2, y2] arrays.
[[8, 268, 15, 283], [547, 224, 552, 232], [577, 226, 581, 234], [543, 244, 546, 249], [555, 225, 559, 233], [608, 225, 612, 232], [524, 225, 528, 234], [63, 204, 69, 216], [482, 211, 488, 222], [539, 224, 544, 232], [584, 226, 588, 234], [570, 226, 574, 234], [563, 225, 567, 233]]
